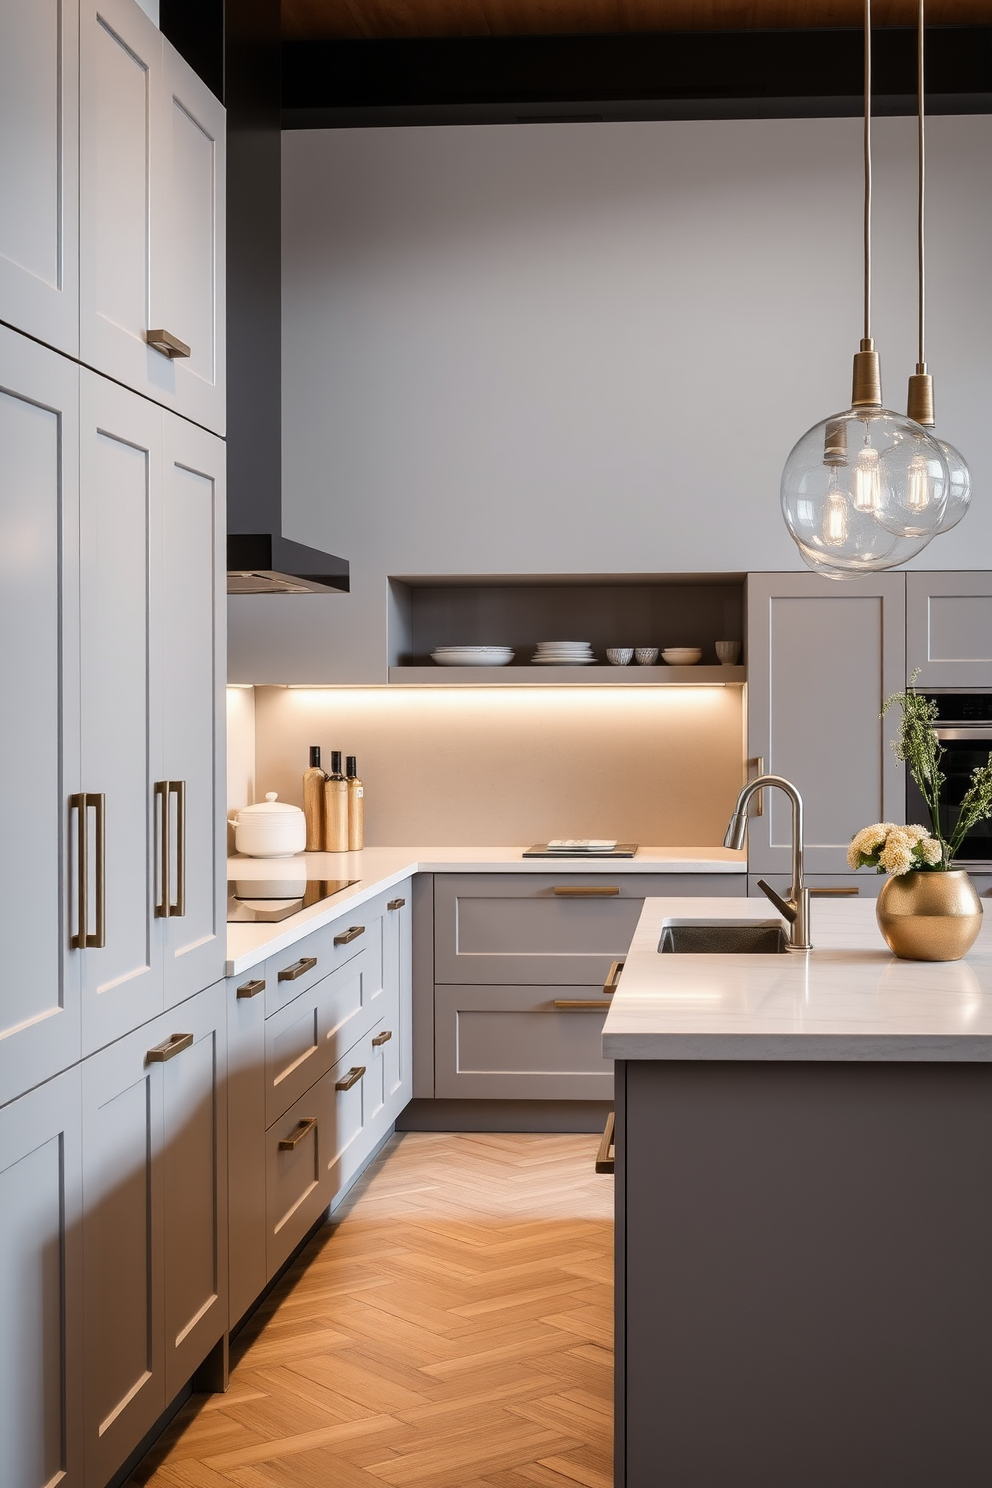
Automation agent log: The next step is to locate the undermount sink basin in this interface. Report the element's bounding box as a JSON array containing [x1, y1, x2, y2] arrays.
[[658, 919, 790, 954]]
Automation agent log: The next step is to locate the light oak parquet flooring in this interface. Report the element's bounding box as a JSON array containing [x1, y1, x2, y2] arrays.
[[130, 1132, 613, 1488]]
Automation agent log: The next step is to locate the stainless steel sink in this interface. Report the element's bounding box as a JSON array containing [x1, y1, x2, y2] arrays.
[[658, 919, 790, 954]]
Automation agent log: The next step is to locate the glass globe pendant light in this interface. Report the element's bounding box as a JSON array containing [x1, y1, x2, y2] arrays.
[[780, 0, 949, 578], [904, 0, 972, 535]]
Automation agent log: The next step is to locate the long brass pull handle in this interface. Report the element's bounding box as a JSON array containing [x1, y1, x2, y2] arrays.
[[155, 781, 170, 918], [553, 886, 620, 897], [603, 959, 625, 995], [145, 328, 190, 359], [334, 925, 365, 945], [146, 1031, 193, 1064], [749, 757, 764, 817], [387, 898, 406, 911], [595, 1111, 615, 1175], [371, 1029, 392, 1047], [71, 793, 106, 947], [810, 886, 860, 897], [237, 978, 266, 999], [278, 1117, 316, 1150], [278, 956, 317, 981], [335, 1065, 366, 1091], [554, 1000, 611, 1011], [170, 780, 186, 917]]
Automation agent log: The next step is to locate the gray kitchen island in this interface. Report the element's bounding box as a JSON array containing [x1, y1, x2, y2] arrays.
[[604, 896, 992, 1488]]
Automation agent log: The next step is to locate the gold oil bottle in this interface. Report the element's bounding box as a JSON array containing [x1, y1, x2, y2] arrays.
[[346, 755, 364, 851], [302, 745, 326, 851], [323, 750, 349, 852]]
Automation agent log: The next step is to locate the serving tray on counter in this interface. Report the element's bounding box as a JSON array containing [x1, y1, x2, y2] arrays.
[[522, 844, 638, 858]]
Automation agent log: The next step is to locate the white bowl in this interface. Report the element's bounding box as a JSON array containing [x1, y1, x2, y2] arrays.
[[431, 649, 514, 666], [606, 647, 634, 665], [661, 647, 703, 666]]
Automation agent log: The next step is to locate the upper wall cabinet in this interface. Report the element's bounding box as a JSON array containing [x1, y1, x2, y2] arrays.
[[79, 0, 226, 434], [0, 0, 80, 356], [747, 573, 906, 876], [906, 572, 992, 688]]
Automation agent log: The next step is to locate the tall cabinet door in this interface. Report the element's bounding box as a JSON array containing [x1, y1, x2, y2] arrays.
[[383, 888, 413, 1117], [747, 573, 906, 875], [79, 372, 163, 1053], [155, 44, 226, 434], [79, 0, 164, 395], [81, 1021, 165, 1488], [0, 1066, 83, 1488], [0, 328, 81, 1106], [159, 415, 226, 1006], [906, 571, 992, 688], [0, 0, 79, 355]]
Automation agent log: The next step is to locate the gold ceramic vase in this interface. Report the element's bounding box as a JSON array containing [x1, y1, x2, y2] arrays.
[[876, 870, 983, 961]]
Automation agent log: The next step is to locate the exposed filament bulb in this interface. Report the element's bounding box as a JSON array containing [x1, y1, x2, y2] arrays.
[[823, 480, 849, 547], [907, 451, 931, 512], [853, 444, 881, 511]]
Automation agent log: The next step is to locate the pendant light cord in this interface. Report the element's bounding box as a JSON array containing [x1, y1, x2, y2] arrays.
[[863, 0, 872, 342], [917, 0, 926, 367]]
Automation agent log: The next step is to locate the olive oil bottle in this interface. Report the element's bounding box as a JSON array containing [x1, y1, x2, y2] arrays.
[[323, 750, 349, 852], [346, 756, 364, 851], [302, 745, 326, 851]]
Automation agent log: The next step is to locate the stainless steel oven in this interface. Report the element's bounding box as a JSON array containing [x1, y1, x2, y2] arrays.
[[906, 693, 992, 867]]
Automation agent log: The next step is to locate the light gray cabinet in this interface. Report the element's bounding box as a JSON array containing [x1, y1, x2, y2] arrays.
[[81, 979, 227, 1486], [0, 1065, 83, 1488], [746, 573, 907, 876], [79, 0, 225, 434], [432, 872, 742, 1101], [226, 968, 266, 1329], [906, 572, 992, 687], [382, 886, 413, 1113]]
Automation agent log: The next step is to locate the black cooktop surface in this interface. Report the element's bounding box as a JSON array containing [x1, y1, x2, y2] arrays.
[[227, 878, 359, 923]]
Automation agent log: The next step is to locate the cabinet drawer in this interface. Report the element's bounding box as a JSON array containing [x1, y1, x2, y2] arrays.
[[747, 873, 883, 901], [324, 1022, 390, 1202], [264, 911, 381, 1018], [435, 873, 740, 985], [435, 984, 615, 1101], [264, 949, 379, 1127], [265, 1080, 332, 1280]]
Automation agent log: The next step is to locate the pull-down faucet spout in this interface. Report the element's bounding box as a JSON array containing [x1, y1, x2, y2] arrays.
[[724, 774, 811, 950]]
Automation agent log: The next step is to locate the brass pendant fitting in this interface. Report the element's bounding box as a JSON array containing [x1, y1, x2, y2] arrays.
[[851, 338, 882, 408], [907, 364, 935, 426]]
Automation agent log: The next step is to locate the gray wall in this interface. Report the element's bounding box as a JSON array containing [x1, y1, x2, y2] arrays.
[[229, 115, 992, 682]]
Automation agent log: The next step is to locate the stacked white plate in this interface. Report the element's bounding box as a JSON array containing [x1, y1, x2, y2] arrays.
[[531, 640, 597, 666], [430, 645, 514, 667]]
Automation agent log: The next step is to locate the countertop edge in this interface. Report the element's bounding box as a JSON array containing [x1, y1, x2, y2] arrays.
[[604, 1034, 992, 1061]]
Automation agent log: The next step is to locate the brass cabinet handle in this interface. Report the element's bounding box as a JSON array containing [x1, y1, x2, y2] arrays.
[[278, 956, 317, 981], [278, 1117, 316, 1150], [155, 781, 170, 917], [554, 1000, 610, 1011], [371, 1029, 392, 1047], [552, 885, 620, 897], [145, 328, 190, 359], [146, 1031, 194, 1064], [810, 886, 860, 897], [70, 792, 106, 948], [335, 1065, 366, 1091], [603, 958, 625, 995], [237, 977, 266, 999], [334, 925, 365, 945], [748, 757, 765, 817], [595, 1110, 616, 1175], [387, 898, 406, 911], [170, 780, 186, 917]]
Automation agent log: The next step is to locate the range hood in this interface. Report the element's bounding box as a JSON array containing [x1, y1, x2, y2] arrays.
[[227, 533, 350, 596]]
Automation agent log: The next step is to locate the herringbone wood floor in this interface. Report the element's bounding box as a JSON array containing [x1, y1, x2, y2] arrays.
[[130, 1132, 615, 1488]]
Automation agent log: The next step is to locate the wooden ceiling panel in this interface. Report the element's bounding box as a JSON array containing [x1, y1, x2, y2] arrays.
[[282, 0, 992, 35]]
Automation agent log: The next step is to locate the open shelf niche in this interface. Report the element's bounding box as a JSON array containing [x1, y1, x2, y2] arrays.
[[387, 574, 746, 684]]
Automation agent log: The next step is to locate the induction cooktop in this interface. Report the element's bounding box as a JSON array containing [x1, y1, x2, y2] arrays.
[[227, 878, 359, 923]]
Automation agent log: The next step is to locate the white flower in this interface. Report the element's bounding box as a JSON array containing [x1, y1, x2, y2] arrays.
[[918, 835, 942, 866], [847, 823, 895, 868], [879, 837, 914, 875]]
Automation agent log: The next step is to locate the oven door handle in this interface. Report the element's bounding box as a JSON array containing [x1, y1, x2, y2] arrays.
[[933, 727, 992, 742]]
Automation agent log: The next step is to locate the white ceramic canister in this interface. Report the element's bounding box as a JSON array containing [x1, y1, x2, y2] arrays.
[[229, 793, 307, 857]]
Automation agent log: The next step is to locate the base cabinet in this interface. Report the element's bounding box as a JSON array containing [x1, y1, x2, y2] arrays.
[[0, 1067, 84, 1488], [81, 980, 227, 1485]]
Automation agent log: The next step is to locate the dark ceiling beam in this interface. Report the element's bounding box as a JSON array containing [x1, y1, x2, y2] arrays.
[[282, 25, 992, 126]]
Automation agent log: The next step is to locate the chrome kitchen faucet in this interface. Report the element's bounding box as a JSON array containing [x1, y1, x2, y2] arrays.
[[724, 775, 812, 950]]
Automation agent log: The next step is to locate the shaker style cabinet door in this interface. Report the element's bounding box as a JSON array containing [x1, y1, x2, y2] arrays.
[[78, 372, 163, 1054], [906, 571, 992, 688], [0, 1065, 84, 1488], [382, 886, 413, 1117], [0, 0, 79, 355], [0, 328, 81, 1106], [746, 573, 907, 875], [79, 0, 225, 432], [159, 414, 226, 1007]]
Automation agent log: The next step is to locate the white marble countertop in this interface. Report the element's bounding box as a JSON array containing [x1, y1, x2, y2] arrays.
[[602, 896, 992, 1062], [225, 845, 745, 975]]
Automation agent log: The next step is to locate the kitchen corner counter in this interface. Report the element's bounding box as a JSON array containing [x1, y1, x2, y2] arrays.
[[604, 895, 992, 1061], [226, 845, 745, 975]]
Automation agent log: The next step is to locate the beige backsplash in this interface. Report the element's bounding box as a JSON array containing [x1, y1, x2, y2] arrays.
[[233, 683, 746, 848]]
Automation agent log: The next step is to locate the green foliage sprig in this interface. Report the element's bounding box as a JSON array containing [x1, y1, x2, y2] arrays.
[[881, 675, 992, 868]]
